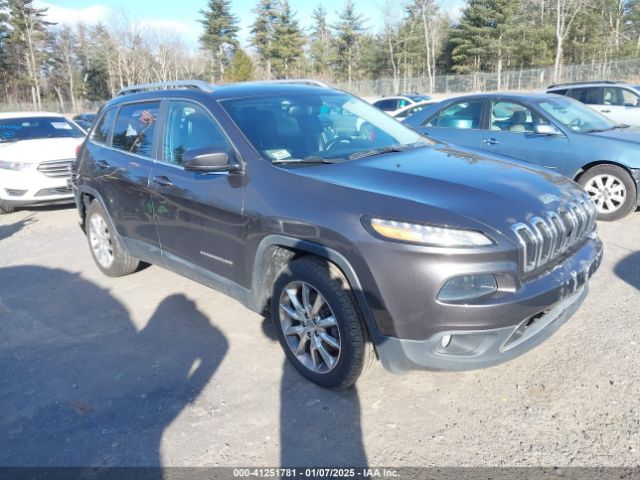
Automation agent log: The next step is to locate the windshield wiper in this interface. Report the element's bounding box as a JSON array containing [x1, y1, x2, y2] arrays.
[[347, 142, 428, 161], [584, 127, 615, 133], [271, 156, 344, 165], [614, 123, 630, 129]]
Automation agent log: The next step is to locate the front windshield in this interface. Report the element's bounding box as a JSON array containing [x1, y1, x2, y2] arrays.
[[537, 97, 616, 133], [221, 92, 429, 165], [0, 116, 85, 142]]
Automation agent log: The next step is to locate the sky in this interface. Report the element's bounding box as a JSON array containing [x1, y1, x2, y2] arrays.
[[35, 0, 464, 48]]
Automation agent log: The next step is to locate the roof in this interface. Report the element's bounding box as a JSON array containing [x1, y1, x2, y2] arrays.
[[104, 80, 337, 109], [547, 80, 633, 90], [0, 111, 66, 120], [438, 92, 567, 102]]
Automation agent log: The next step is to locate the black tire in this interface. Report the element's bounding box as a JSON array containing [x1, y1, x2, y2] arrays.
[[0, 200, 15, 214], [578, 164, 637, 221], [271, 257, 375, 389], [85, 200, 139, 277]]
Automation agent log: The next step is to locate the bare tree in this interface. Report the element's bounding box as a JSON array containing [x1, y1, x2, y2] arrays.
[[553, 0, 590, 82]]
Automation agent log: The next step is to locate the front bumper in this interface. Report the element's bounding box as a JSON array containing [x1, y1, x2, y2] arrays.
[[0, 168, 73, 207], [370, 235, 603, 373]]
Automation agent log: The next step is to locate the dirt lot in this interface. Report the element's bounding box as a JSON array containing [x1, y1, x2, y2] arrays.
[[0, 205, 638, 468]]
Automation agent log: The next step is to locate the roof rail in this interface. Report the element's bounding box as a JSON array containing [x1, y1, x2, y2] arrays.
[[116, 80, 215, 96], [249, 79, 329, 88], [547, 80, 618, 89]]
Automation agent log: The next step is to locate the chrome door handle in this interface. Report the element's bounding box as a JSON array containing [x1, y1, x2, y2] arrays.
[[600, 109, 611, 113], [483, 138, 499, 145], [152, 175, 173, 187], [96, 160, 110, 169]]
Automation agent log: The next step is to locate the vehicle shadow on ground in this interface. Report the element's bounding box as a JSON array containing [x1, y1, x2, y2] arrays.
[[614, 251, 640, 290], [261, 317, 368, 468], [0, 266, 228, 468], [0, 214, 36, 241]]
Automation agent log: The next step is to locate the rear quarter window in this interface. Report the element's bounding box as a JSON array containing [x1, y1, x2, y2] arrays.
[[90, 108, 117, 145]]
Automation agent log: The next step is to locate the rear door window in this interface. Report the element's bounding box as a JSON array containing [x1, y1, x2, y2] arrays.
[[375, 99, 398, 111], [569, 87, 601, 105], [111, 101, 160, 158], [426, 100, 484, 129]]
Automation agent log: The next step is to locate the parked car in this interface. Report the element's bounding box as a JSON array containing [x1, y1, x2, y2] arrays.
[[0, 112, 85, 214], [75, 80, 602, 389], [392, 99, 441, 121], [404, 92, 640, 221], [546, 81, 640, 126], [371, 93, 432, 115], [72, 113, 97, 131]]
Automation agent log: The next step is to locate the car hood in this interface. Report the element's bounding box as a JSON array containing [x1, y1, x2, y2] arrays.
[[0, 137, 84, 163], [584, 127, 640, 142], [294, 144, 587, 239]]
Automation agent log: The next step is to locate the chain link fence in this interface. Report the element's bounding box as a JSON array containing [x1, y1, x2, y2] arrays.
[[0, 100, 105, 115], [335, 58, 640, 97]]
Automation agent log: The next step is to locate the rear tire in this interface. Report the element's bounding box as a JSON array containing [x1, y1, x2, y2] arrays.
[[0, 200, 15, 214], [85, 200, 139, 277], [578, 165, 637, 221], [271, 257, 375, 389]]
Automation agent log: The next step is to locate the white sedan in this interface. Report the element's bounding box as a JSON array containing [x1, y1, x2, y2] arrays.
[[0, 112, 85, 214], [392, 99, 441, 121]]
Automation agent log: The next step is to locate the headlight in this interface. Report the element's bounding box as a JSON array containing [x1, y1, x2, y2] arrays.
[[369, 218, 493, 247], [0, 160, 30, 171]]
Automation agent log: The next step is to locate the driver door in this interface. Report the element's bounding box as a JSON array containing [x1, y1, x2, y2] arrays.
[[481, 100, 569, 175]]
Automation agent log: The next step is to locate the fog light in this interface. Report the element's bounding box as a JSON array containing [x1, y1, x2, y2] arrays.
[[438, 274, 497, 302], [441, 334, 452, 348]]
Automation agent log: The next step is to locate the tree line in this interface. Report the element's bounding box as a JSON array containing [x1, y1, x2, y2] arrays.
[[1, 0, 640, 110]]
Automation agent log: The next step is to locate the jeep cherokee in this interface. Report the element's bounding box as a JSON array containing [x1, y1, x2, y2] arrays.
[[74, 80, 603, 389]]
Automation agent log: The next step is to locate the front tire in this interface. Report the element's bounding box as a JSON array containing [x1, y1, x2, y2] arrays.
[[85, 200, 139, 277], [0, 200, 15, 214], [271, 257, 374, 389], [579, 165, 637, 221]]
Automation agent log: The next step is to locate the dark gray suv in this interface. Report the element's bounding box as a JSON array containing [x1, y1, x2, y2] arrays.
[[74, 80, 603, 389]]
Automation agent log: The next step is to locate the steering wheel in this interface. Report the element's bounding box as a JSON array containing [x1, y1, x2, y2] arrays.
[[325, 136, 353, 151], [568, 118, 583, 129]]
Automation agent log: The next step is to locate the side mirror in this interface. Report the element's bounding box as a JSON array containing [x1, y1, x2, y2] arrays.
[[182, 147, 241, 173], [534, 124, 561, 136]]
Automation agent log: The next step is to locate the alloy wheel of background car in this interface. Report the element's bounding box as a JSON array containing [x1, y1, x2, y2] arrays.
[[579, 164, 637, 221], [278, 280, 342, 374], [0, 200, 15, 214], [585, 174, 626, 214]]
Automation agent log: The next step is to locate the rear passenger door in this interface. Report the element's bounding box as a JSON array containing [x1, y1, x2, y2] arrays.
[[150, 99, 246, 284], [87, 101, 160, 250], [417, 99, 485, 149], [600, 86, 640, 125]]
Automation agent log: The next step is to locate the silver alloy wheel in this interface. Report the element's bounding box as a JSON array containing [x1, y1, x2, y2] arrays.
[[89, 213, 114, 268], [279, 281, 341, 374], [584, 174, 627, 214]]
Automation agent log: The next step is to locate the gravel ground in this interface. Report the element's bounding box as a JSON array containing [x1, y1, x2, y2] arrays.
[[0, 205, 638, 468]]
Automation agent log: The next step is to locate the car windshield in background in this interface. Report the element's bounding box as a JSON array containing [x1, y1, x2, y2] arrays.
[[537, 97, 617, 133], [221, 92, 429, 165], [0, 117, 85, 142]]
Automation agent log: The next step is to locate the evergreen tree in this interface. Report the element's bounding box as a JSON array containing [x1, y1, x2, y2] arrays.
[[449, 0, 522, 88], [309, 4, 333, 77], [229, 48, 255, 81], [250, 0, 278, 78], [199, 0, 239, 82], [270, 0, 304, 78], [332, 0, 365, 85], [5, 0, 54, 108]]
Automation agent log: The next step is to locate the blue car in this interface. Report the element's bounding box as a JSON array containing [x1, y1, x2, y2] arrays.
[[404, 93, 640, 221]]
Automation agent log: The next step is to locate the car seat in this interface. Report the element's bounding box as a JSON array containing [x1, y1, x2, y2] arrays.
[[508, 110, 527, 132]]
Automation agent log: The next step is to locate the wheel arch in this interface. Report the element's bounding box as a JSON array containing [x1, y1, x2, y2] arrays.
[[251, 235, 379, 339], [574, 160, 638, 183]]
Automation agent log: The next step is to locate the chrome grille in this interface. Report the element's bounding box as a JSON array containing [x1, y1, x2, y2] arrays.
[[512, 194, 597, 273], [37, 159, 74, 178]]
